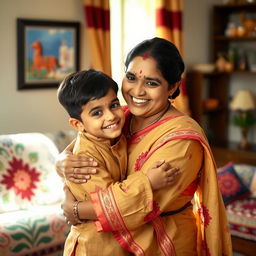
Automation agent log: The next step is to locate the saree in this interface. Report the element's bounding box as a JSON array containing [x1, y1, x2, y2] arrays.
[[91, 110, 232, 255]]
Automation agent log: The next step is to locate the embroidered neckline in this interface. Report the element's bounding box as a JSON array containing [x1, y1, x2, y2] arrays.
[[129, 102, 170, 136]]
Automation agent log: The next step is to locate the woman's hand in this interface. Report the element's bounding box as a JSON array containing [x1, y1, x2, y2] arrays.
[[61, 185, 78, 225], [55, 140, 98, 183]]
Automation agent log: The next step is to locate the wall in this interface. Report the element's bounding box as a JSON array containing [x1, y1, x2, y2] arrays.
[[2, 0, 254, 144], [0, 0, 90, 134]]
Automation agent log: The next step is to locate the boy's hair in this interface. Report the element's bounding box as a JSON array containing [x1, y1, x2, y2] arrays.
[[57, 69, 119, 121]]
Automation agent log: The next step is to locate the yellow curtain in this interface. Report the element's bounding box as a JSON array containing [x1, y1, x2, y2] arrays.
[[83, 0, 111, 76], [156, 0, 190, 115]]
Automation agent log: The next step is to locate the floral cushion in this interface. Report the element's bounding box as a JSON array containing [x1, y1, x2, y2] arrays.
[[44, 130, 76, 152], [0, 133, 64, 212], [217, 163, 251, 205], [0, 204, 70, 256]]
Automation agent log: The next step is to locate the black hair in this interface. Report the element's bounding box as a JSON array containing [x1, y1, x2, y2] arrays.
[[57, 69, 118, 121], [124, 37, 185, 99]]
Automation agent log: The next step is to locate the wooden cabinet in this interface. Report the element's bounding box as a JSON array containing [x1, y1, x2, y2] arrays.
[[212, 3, 256, 71], [187, 2, 256, 147], [186, 71, 230, 144], [211, 142, 256, 167]]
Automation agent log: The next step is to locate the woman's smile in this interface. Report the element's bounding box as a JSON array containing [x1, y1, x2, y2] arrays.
[[131, 96, 150, 104]]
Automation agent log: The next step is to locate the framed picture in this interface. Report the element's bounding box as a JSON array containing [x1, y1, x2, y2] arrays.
[[17, 19, 80, 90]]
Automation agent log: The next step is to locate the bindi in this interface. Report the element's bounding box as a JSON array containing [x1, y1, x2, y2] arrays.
[[142, 53, 150, 60], [138, 70, 143, 78]]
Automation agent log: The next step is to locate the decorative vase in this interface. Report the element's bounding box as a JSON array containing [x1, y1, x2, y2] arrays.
[[239, 127, 250, 149]]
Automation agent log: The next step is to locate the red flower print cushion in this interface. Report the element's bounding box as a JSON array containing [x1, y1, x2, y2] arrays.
[[217, 164, 251, 205], [0, 133, 64, 212]]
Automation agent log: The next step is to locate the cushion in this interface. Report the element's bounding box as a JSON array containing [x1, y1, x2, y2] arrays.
[[227, 198, 256, 241], [0, 133, 64, 213], [233, 163, 256, 197], [217, 163, 251, 205], [44, 130, 76, 152], [0, 205, 69, 256]]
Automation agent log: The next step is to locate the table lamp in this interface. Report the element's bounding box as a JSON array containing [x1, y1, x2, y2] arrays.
[[230, 90, 256, 149]]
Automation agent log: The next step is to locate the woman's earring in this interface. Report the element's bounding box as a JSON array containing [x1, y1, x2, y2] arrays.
[[168, 94, 174, 104]]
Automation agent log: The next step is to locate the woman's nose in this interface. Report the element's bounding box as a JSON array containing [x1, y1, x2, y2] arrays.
[[133, 81, 146, 96]]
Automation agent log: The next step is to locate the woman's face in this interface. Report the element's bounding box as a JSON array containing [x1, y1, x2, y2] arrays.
[[122, 56, 175, 119]]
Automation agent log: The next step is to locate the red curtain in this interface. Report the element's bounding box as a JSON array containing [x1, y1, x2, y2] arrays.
[[156, 0, 190, 115], [83, 0, 111, 76]]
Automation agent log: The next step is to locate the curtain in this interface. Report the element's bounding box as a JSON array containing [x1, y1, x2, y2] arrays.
[[83, 0, 111, 76], [155, 0, 190, 115]]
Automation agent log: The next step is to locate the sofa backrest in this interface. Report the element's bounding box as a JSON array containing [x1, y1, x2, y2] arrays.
[[0, 133, 64, 213]]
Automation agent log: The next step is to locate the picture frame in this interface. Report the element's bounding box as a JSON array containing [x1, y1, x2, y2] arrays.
[[17, 18, 80, 90]]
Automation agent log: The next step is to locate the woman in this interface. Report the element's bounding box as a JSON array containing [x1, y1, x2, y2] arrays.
[[57, 37, 232, 255]]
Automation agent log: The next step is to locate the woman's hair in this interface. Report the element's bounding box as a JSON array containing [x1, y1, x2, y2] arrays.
[[57, 69, 118, 121], [124, 37, 185, 99]]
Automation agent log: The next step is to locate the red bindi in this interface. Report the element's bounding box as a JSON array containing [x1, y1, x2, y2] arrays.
[[139, 70, 142, 74], [142, 53, 150, 60]]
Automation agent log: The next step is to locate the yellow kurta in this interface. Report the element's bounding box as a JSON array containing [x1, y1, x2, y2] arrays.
[[91, 111, 232, 256], [64, 132, 130, 256]]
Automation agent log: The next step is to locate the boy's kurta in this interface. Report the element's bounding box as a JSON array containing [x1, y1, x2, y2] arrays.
[[64, 132, 130, 256], [91, 111, 232, 256]]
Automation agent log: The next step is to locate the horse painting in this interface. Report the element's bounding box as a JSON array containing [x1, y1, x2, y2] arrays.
[[30, 41, 57, 79]]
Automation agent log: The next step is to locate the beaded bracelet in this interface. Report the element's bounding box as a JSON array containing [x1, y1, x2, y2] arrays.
[[73, 200, 84, 224]]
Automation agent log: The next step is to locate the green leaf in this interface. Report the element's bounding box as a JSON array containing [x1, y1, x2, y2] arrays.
[[12, 243, 30, 253], [232, 111, 256, 128], [0, 161, 4, 170], [6, 223, 31, 234], [29, 152, 38, 163], [36, 236, 52, 246], [15, 144, 24, 155], [6, 225, 22, 231], [10, 232, 32, 244], [34, 225, 50, 243], [33, 217, 47, 226], [0, 147, 9, 158], [2, 193, 9, 203]]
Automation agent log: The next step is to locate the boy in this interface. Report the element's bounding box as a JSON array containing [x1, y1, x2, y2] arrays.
[[57, 69, 177, 255]]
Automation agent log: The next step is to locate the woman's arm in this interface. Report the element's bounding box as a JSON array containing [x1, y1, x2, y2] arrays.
[[55, 139, 98, 183], [62, 161, 179, 225], [90, 139, 203, 232]]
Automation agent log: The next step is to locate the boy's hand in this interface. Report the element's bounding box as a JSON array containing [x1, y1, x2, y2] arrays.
[[146, 160, 180, 190]]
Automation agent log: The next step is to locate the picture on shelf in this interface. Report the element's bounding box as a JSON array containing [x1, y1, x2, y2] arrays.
[[17, 19, 80, 89]]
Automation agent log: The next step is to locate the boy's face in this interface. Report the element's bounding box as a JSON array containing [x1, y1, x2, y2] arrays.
[[70, 89, 125, 140]]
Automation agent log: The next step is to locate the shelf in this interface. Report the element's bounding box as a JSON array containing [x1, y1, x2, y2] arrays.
[[214, 35, 256, 41], [214, 3, 256, 11], [211, 142, 256, 167], [187, 3, 256, 154], [189, 70, 256, 75]]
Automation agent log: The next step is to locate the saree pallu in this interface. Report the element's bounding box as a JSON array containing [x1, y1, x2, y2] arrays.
[[91, 112, 232, 256]]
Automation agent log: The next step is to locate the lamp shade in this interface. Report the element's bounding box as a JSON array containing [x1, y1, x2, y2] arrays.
[[230, 90, 256, 111]]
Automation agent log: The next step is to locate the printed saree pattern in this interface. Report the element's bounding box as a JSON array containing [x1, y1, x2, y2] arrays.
[[92, 112, 232, 255]]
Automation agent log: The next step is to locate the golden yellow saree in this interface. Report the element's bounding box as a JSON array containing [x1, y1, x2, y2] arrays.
[[91, 110, 232, 256]]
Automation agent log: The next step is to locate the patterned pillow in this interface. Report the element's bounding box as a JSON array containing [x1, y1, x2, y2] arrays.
[[233, 164, 256, 197], [0, 133, 64, 213], [44, 130, 76, 152], [217, 163, 251, 205]]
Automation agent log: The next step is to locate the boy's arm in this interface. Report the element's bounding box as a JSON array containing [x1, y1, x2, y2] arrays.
[[146, 160, 179, 190]]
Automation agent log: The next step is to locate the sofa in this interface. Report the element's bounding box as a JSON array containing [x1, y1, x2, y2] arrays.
[[0, 131, 75, 256], [217, 162, 256, 256]]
